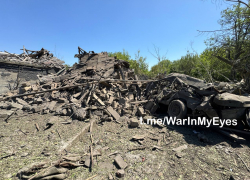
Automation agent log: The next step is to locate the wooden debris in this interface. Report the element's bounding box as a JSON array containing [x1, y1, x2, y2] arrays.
[[172, 145, 188, 152], [2, 83, 90, 101], [108, 96, 114, 105], [35, 123, 40, 131], [90, 145, 93, 170], [85, 174, 98, 180], [214, 129, 246, 142], [108, 151, 120, 157], [58, 120, 95, 154], [0, 152, 15, 160], [236, 153, 250, 172], [56, 129, 61, 139], [108, 173, 114, 180], [172, 144, 188, 158], [127, 146, 146, 152], [3, 109, 16, 123], [132, 134, 146, 140], [93, 93, 105, 106], [107, 106, 120, 120], [19, 129, 27, 135], [138, 107, 146, 117], [152, 145, 163, 151]]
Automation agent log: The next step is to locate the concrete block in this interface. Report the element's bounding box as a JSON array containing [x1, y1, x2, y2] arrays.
[[129, 117, 139, 128], [114, 155, 127, 169]]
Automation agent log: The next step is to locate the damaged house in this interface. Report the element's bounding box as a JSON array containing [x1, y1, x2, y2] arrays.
[[0, 47, 65, 94]]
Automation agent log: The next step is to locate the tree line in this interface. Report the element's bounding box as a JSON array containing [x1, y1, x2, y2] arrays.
[[109, 2, 250, 88]]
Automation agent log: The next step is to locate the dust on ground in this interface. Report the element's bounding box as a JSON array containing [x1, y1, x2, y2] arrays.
[[1, 112, 250, 180]]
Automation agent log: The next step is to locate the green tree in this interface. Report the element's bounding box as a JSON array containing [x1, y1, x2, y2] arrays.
[[134, 50, 149, 75], [108, 49, 149, 75], [204, 3, 250, 88], [199, 49, 232, 82]]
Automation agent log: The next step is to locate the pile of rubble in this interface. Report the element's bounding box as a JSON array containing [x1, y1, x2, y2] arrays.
[[0, 47, 162, 179], [1, 45, 250, 126], [2, 47, 250, 179], [0, 46, 249, 125], [0, 47, 157, 124], [0, 47, 65, 69]]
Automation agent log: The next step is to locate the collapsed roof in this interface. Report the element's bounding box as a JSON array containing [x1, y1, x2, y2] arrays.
[[160, 73, 211, 89], [0, 47, 65, 69], [73, 47, 130, 79]]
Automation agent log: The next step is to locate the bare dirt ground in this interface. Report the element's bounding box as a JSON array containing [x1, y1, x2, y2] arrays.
[[1, 112, 250, 180]]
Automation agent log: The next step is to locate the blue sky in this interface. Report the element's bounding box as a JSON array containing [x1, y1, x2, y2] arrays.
[[0, 0, 234, 69]]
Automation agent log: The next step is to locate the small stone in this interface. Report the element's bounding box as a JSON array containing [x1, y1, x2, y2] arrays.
[[61, 109, 68, 115], [129, 118, 139, 128], [158, 172, 163, 176], [138, 107, 146, 117], [175, 152, 185, 158], [4, 174, 12, 179], [197, 133, 209, 142], [132, 134, 145, 140], [16, 98, 29, 106], [36, 97, 43, 103], [118, 98, 126, 105], [21, 152, 29, 157], [16, 109, 24, 116], [116, 169, 125, 178], [0, 102, 10, 109], [0, 109, 14, 116], [108, 173, 114, 180], [119, 116, 129, 122], [172, 145, 188, 152], [114, 155, 127, 169], [84, 156, 91, 167]]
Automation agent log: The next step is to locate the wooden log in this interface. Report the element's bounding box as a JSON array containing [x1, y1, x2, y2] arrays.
[[1, 83, 92, 101], [58, 119, 96, 154]]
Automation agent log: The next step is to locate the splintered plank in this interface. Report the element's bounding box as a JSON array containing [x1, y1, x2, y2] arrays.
[[58, 119, 96, 154], [92, 93, 105, 106], [106, 106, 120, 120]]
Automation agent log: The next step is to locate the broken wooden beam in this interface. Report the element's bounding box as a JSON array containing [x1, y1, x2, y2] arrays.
[[130, 100, 149, 104], [58, 119, 96, 154], [1, 83, 92, 101], [92, 93, 105, 106], [106, 106, 120, 120]]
